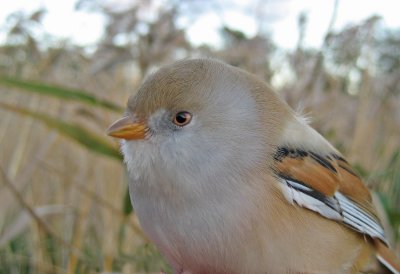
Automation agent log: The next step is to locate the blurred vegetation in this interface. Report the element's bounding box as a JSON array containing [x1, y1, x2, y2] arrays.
[[0, 1, 399, 273]]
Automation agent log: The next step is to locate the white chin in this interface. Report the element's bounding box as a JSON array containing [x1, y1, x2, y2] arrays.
[[120, 139, 154, 181]]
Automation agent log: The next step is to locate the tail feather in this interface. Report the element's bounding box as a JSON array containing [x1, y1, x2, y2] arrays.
[[374, 238, 400, 274]]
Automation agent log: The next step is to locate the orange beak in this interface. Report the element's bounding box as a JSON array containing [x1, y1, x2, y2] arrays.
[[106, 115, 148, 140]]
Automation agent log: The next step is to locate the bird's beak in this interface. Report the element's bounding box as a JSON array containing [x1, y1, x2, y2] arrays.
[[106, 115, 148, 140]]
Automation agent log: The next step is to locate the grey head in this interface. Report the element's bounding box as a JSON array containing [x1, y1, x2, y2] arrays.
[[107, 58, 286, 198]]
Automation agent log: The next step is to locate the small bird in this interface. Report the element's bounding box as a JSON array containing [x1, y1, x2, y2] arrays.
[[107, 59, 400, 273]]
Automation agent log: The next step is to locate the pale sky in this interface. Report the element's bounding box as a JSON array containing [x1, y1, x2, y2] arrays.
[[0, 0, 399, 49]]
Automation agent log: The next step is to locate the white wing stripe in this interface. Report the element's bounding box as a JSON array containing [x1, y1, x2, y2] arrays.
[[338, 199, 384, 234], [286, 180, 313, 192], [280, 178, 342, 220], [336, 193, 381, 227], [377, 255, 400, 274], [283, 178, 341, 211], [335, 193, 386, 241], [279, 178, 387, 243], [342, 211, 382, 239]]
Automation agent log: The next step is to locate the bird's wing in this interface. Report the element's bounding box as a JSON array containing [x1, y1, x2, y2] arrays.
[[273, 146, 400, 273]]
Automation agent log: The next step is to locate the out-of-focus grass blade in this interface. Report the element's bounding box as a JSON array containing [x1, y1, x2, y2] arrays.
[[0, 76, 124, 112], [377, 192, 400, 237], [0, 102, 122, 161], [123, 187, 133, 215], [374, 150, 400, 241]]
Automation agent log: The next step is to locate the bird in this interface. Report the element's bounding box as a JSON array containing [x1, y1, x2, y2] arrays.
[[107, 58, 400, 274]]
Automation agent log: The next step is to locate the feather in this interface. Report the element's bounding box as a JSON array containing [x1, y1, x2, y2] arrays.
[[273, 144, 400, 273], [274, 146, 383, 237], [374, 239, 400, 274]]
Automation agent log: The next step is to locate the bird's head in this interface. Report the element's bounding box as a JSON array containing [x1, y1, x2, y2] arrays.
[[107, 59, 288, 192]]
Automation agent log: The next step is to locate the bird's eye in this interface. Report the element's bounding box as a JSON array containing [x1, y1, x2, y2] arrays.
[[173, 111, 192, 127]]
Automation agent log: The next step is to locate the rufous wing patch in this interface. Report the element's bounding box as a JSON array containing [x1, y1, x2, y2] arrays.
[[274, 147, 374, 212], [333, 156, 374, 212], [274, 147, 339, 197]]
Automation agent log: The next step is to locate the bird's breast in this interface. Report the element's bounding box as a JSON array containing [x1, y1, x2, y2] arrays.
[[129, 170, 267, 273]]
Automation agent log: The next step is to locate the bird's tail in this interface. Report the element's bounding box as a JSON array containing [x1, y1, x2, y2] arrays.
[[374, 238, 400, 274]]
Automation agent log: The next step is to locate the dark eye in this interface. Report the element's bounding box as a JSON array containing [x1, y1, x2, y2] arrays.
[[173, 111, 192, 126]]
